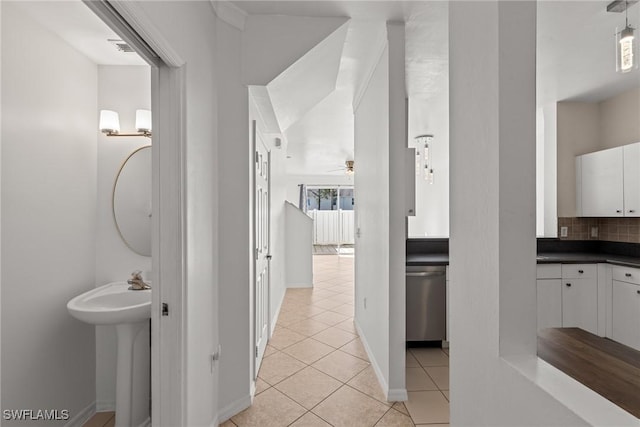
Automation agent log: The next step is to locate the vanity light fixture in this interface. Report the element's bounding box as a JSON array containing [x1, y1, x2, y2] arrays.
[[414, 134, 435, 184], [99, 109, 152, 138], [610, 0, 638, 73]]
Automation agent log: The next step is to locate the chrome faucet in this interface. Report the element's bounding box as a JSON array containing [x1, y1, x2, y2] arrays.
[[127, 270, 151, 290]]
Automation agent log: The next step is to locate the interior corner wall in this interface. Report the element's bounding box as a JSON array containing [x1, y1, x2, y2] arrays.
[[1, 4, 98, 424], [541, 103, 558, 237], [241, 15, 349, 86], [354, 44, 391, 391], [124, 2, 220, 425], [95, 65, 151, 411], [449, 3, 588, 425], [599, 87, 640, 149], [556, 101, 600, 217], [217, 17, 252, 418]]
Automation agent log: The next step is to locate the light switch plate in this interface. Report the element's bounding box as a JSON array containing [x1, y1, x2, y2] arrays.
[[560, 226, 568, 237], [591, 227, 598, 238]]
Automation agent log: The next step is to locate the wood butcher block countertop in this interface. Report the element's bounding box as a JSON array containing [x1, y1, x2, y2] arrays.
[[537, 327, 640, 419]]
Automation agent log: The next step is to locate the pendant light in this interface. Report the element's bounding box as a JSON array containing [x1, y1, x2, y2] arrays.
[[616, 1, 638, 73]]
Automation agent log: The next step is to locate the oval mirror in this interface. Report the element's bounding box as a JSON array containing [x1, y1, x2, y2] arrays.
[[113, 146, 151, 256]]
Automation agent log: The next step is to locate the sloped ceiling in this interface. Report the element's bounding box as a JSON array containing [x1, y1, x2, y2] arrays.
[[267, 23, 349, 132]]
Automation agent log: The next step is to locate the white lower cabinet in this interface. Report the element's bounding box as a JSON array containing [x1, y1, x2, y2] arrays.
[[611, 265, 640, 351], [561, 277, 598, 334], [537, 279, 562, 331], [536, 263, 598, 335], [611, 280, 640, 350]]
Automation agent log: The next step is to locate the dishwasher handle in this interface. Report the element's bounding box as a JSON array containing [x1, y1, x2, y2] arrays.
[[406, 271, 446, 277]]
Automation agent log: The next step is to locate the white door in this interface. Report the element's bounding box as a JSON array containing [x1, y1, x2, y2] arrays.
[[253, 121, 271, 377], [624, 142, 640, 217], [580, 147, 624, 217]]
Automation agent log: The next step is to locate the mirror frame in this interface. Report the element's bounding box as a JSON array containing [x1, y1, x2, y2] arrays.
[[112, 145, 152, 257]]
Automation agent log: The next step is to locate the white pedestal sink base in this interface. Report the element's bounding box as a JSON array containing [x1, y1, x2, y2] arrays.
[[115, 321, 149, 427]]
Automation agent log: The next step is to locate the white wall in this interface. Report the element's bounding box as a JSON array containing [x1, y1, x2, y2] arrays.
[[285, 202, 313, 287], [354, 43, 390, 394], [556, 102, 600, 217], [124, 2, 220, 425], [1, 4, 98, 424], [95, 65, 151, 411], [599, 87, 640, 149], [449, 3, 588, 425], [538, 102, 558, 237]]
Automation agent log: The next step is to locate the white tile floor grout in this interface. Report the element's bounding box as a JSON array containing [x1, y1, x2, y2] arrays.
[[222, 255, 450, 427]]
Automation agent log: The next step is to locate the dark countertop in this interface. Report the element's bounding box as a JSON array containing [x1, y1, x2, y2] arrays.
[[406, 252, 640, 268]]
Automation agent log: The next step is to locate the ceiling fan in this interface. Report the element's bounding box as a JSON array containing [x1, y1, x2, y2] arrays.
[[326, 160, 354, 175]]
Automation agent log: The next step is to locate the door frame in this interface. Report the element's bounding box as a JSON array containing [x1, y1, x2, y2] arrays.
[[82, 2, 187, 425]]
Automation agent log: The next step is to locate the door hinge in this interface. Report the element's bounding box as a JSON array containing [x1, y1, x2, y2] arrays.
[[255, 346, 258, 358], [255, 151, 259, 163], [255, 248, 259, 260], [162, 303, 169, 316]]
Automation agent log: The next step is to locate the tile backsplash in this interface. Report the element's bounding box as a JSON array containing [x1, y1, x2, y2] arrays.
[[558, 217, 640, 243]]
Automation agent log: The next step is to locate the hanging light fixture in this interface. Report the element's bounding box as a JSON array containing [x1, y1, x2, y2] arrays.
[[99, 109, 152, 138], [614, 0, 638, 73], [414, 134, 434, 184]]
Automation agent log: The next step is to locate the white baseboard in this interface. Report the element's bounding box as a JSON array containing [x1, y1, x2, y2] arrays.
[[96, 400, 115, 412], [286, 282, 313, 288], [65, 401, 95, 427], [355, 321, 408, 402], [387, 388, 409, 401], [270, 292, 285, 336], [217, 393, 252, 425]]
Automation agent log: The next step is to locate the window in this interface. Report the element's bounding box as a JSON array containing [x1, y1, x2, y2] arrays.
[[306, 187, 354, 211]]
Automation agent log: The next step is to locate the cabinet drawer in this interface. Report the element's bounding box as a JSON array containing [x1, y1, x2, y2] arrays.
[[562, 264, 597, 279], [537, 264, 561, 279], [612, 266, 640, 285]]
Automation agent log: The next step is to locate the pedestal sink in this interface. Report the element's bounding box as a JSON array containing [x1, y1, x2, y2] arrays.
[[68, 282, 151, 427]]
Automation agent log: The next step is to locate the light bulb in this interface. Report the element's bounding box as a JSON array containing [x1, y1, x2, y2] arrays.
[[99, 110, 120, 134], [617, 25, 637, 73], [135, 109, 152, 132]]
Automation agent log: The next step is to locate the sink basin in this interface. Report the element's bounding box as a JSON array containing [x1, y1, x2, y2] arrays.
[[67, 282, 151, 325], [68, 281, 152, 426]]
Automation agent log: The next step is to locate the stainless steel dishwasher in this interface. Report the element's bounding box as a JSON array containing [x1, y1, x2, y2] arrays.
[[406, 265, 446, 341]]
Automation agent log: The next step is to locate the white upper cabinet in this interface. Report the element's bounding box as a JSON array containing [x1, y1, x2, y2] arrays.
[[623, 142, 640, 217], [579, 146, 624, 217]]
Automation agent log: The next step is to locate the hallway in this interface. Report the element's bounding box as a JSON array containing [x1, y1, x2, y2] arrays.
[[225, 255, 449, 426]]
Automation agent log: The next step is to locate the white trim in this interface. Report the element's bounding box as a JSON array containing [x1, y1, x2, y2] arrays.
[[286, 282, 313, 289], [504, 355, 637, 426], [136, 417, 151, 427], [352, 30, 387, 112], [270, 290, 286, 336], [355, 321, 408, 402], [210, 0, 247, 31], [64, 401, 95, 427], [107, 2, 184, 67], [95, 400, 115, 412], [216, 393, 252, 425]]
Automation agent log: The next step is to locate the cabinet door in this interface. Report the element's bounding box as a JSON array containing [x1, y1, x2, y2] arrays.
[[624, 143, 640, 217], [562, 278, 598, 334], [537, 279, 562, 331], [611, 280, 640, 350], [580, 147, 624, 217]]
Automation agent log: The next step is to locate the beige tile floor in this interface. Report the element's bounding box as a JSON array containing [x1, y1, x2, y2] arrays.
[[224, 255, 450, 427]]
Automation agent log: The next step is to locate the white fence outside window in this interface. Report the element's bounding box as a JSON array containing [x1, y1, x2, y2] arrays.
[[308, 210, 355, 245]]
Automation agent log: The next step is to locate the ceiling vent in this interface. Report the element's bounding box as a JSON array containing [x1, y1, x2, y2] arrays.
[[108, 39, 135, 53]]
